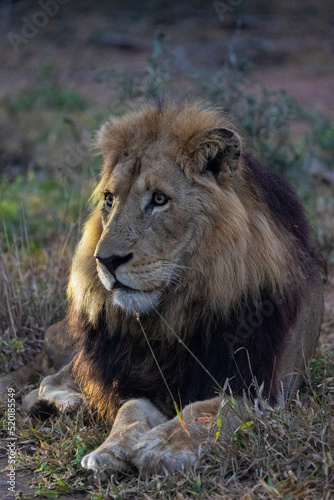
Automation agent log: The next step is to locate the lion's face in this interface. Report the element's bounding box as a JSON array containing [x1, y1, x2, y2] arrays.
[[94, 143, 207, 315]]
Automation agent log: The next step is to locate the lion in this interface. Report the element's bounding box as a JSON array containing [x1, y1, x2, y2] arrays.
[[1, 100, 325, 476]]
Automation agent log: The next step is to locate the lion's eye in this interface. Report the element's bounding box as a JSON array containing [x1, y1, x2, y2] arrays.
[[152, 192, 169, 206], [104, 193, 114, 208]]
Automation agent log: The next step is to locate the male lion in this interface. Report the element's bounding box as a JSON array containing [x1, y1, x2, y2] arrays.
[[4, 101, 325, 475]]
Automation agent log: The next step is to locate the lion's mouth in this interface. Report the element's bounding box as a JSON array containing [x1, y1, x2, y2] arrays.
[[113, 281, 138, 292], [113, 280, 152, 294]]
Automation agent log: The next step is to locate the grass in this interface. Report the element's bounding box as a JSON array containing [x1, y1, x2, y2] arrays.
[[0, 235, 73, 373], [1, 349, 333, 499], [0, 173, 91, 248], [9, 60, 86, 114], [0, 31, 333, 499]]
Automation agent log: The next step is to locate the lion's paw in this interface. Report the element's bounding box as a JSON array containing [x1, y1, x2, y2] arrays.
[[134, 435, 197, 475], [81, 447, 128, 475], [38, 374, 83, 412]]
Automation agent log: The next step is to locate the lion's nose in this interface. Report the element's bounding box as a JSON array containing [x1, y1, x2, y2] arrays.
[[95, 252, 133, 275]]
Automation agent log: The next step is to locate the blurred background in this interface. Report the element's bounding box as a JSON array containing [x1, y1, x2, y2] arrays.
[[0, 0, 333, 370]]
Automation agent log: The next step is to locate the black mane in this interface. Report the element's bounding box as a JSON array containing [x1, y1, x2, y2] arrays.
[[71, 287, 299, 419]]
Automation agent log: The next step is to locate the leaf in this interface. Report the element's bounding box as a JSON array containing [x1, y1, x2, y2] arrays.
[[239, 420, 254, 431], [267, 477, 275, 487], [214, 416, 222, 444], [37, 491, 59, 498], [34, 462, 47, 473], [173, 401, 190, 437]]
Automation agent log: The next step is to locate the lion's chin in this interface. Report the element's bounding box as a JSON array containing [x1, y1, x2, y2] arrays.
[[112, 288, 161, 315]]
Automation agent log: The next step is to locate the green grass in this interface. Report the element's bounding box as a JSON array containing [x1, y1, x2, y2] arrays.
[[10, 85, 87, 113], [9, 59, 86, 113], [0, 173, 90, 248]]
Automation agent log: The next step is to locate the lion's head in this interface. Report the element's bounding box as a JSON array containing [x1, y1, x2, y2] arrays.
[[68, 101, 304, 326]]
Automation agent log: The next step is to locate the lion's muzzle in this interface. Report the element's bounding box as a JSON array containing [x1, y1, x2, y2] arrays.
[[95, 252, 134, 275], [95, 252, 165, 314]]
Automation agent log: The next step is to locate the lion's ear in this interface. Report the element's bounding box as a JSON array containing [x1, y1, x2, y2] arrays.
[[198, 128, 242, 180]]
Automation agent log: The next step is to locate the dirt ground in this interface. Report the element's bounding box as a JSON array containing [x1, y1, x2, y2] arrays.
[[0, 0, 334, 498], [0, 454, 88, 499]]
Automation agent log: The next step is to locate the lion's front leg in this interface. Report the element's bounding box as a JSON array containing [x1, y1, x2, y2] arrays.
[[133, 396, 246, 476], [81, 398, 167, 475]]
